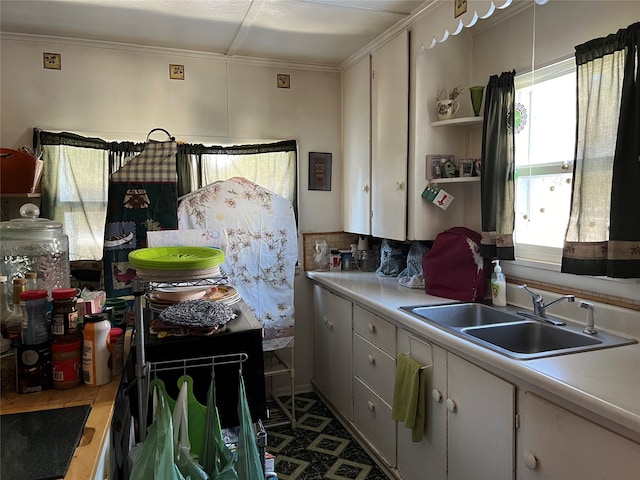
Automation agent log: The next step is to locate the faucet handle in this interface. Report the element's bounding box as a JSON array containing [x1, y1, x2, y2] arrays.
[[518, 284, 543, 303]]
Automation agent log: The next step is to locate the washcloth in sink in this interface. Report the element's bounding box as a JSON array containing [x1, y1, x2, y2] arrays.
[[392, 353, 428, 442]]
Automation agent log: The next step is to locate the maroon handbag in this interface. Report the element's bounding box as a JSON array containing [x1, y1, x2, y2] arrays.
[[422, 227, 486, 302]]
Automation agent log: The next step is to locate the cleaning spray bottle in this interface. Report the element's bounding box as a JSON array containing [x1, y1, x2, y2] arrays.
[[491, 259, 506, 306]]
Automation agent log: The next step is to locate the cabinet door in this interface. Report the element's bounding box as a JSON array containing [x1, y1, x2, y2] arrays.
[[312, 285, 353, 420], [371, 30, 408, 241], [343, 55, 371, 235], [447, 353, 515, 480], [396, 331, 447, 480], [519, 392, 640, 480], [354, 377, 397, 466]]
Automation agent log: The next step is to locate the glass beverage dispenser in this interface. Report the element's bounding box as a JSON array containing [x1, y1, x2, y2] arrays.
[[0, 203, 70, 291]]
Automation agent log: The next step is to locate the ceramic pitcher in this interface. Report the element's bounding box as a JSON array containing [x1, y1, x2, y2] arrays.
[[437, 99, 460, 120]]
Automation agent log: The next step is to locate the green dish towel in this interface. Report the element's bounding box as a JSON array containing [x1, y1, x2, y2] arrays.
[[392, 353, 429, 442]]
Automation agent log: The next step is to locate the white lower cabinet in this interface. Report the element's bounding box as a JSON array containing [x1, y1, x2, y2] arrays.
[[312, 285, 353, 420], [396, 329, 515, 480], [353, 305, 397, 465], [519, 392, 640, 479]]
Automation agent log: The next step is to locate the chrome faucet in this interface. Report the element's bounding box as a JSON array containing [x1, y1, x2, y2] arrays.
[[518, 284, 575, 324]]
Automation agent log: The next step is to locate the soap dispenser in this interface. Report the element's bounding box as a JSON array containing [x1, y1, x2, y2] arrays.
[[491, 259, 506, 306]]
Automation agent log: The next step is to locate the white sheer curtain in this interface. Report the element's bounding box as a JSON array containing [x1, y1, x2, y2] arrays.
[[41, 144, 110, 261], [201, 150, 297, 207]]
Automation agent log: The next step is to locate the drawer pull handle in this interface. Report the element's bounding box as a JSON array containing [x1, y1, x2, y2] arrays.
[[367, 354, 375, 365], [367, 400, 375, 412], [368, 323, 375, 333], [432, 389, 443, 402], [446, 398, 457, 413], [325, 319, 333, 329]]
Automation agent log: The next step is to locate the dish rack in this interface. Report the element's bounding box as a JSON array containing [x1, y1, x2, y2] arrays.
[[131, 276, 274, 478], [132, 274, 230, 440]]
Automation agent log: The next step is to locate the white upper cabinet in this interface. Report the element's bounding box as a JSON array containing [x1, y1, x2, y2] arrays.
[[343, 31, 409, 240], [371, 31, 409, 241], [343, 55, 371, 236]]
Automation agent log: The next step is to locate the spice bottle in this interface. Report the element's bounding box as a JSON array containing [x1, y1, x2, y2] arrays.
[[82, 312, 111, 386], [20, 289, 50, 345], [51, 288, 78, 342], [25, 271, 39, 291], [0, 275, 12, 336], [6, 278, 27, 346]]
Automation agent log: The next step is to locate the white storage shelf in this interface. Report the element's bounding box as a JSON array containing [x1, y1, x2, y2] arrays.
[[430, 116, 483, 127]]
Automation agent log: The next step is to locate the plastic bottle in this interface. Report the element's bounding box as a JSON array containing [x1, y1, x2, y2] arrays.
[[491, 259, 507, 307], [19, 289, 50, 345], [82, 312, 112, 386]]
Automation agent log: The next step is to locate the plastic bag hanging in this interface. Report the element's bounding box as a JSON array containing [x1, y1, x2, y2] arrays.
[[173, 380, 209, 480], [235, 376, 263, 480], [130, 386, 185, 480], [176, 375, 207, 459], [201, 379, 238, 479]]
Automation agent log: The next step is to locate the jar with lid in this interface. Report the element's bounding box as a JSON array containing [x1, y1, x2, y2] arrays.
[[82, 312, 112, 386], [51, 288, 78, 342], [20, 289, 49, 345], [0, 203, 70, 291], [25, 271, 39, 290], [52, 338, 82, 389]]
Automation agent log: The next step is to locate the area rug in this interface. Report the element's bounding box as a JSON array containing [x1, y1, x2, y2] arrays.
[[264, 391, 392, 480]]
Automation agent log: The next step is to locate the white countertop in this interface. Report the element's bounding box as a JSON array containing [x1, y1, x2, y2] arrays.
[[307, 271, 640, 443]]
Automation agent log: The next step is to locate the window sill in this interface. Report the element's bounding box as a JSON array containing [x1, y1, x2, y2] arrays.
[[502, 259, 640, 307]]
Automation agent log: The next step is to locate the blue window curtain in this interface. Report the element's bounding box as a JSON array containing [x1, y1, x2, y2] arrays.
[[480, 71, 516, 260], [37, 129, 297, 261], [562, 22, 640, 278]]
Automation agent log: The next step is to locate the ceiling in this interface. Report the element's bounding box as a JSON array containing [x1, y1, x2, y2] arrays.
[[0, 0, 433, 66]]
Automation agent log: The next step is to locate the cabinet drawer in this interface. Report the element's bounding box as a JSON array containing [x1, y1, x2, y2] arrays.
[[353, 304, 396, 356], [354, 334, 396, 406], [354, 377, 397, 467]]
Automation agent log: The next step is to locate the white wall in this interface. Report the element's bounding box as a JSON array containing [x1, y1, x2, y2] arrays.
[[0, 35, 345, 391], [0, 35, 344, 235]]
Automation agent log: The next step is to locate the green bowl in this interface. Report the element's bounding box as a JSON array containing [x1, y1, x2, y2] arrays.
[[128, 246, 224, 270]]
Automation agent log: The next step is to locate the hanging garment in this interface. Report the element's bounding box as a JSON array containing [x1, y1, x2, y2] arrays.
[[177, 177, 297, 351], [103, 129, 178, 297]]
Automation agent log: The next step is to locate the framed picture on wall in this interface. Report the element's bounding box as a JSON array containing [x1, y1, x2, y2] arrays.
[[454, 0, 468, 18], [309, 152, 332, 191], [426, 154, 454, 180]]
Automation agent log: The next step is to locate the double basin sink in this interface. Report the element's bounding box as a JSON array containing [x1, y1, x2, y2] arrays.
[[399, 303, 637, 360]]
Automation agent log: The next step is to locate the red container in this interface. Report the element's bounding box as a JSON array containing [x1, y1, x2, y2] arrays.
[[0, 148, 42, 194]]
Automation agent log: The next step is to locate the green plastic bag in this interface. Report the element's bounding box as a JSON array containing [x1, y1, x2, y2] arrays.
[[173, 380, 209, 480], [235, 376, 263, 480], [201, 380, 238, 479], [177, 375, 207, 460], [130, 386, 185, 480]]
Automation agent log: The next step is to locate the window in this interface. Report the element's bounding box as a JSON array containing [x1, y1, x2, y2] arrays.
[[514, 59, 576, 265], [39, 132, 297, 261]]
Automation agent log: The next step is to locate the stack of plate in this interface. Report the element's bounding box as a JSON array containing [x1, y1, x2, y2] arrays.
[[129, 246, 225, 282], [208, 285, 241, 306]]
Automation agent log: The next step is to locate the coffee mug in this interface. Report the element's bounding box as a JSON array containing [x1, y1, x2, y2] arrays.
[[437, 99, 460, 120]]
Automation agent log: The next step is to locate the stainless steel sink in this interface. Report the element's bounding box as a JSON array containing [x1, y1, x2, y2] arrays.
[[401, 303, 521, 328], [400, 302, 637, 360]]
